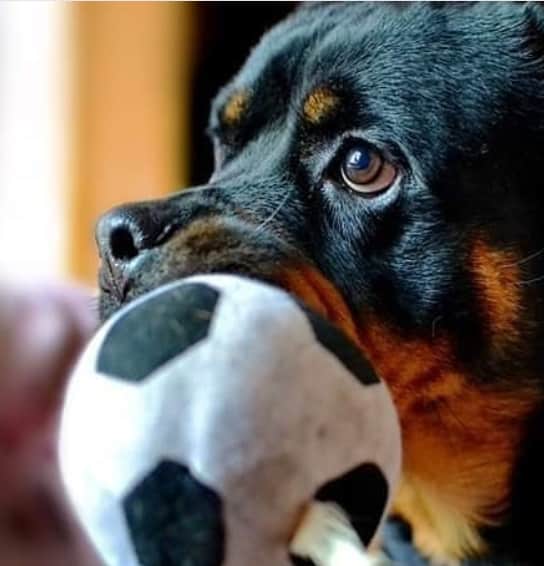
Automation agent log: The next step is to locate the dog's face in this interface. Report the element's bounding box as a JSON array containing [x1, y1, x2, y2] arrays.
[[97, 3, 544, 564]]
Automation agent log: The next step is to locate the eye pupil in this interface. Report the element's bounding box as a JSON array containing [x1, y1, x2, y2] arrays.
[[347, 148, 371, 170]]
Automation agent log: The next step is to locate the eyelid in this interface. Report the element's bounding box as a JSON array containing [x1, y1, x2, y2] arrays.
[[309, 135, 373, 179]]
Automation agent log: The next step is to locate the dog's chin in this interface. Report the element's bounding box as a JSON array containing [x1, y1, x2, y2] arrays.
[[98, 289, 126, 322], [97, 263, 278, 323], [98, 259, 359, 349]]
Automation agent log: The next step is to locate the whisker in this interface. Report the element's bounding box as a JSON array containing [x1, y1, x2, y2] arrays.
[[505, 246, 544, 267], [254, 192, 291, 234], [520, 274, 544, 286]]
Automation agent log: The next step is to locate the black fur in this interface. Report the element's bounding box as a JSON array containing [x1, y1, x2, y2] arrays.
[[96, 3, 544, 564]]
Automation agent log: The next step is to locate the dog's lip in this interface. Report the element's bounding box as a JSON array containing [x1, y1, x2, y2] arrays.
[[276, 265, 362, 347], [98, 256, 130, 304]]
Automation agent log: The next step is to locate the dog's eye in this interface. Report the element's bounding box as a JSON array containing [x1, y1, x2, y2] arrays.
[[340, 145, 396, 195]]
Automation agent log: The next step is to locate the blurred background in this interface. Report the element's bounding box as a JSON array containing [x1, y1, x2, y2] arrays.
[[1, 6, 298, 564], [0, 2, 293, 286]]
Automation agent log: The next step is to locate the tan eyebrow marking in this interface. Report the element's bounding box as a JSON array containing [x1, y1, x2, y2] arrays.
[[303, 87, 340, 124], [222, 89, 251, 126]]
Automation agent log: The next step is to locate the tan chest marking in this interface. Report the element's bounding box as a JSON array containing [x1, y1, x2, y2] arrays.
[[275, 255, 535, 562], [359, 317, 538, 562]]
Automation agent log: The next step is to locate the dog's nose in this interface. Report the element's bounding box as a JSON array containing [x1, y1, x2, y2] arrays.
[[96, 187, 219, 267], [97, 205, 177, 262], [96, 203, 181, 295]]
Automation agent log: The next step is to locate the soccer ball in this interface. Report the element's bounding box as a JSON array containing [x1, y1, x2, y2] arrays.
[[59, 275, 401, 566]]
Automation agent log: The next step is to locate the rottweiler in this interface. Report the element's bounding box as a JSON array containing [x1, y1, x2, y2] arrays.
[[95, 3, 544, 564]]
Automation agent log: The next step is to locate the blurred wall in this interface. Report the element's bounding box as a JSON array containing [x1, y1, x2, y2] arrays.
[[0, 2, 293, 286], [68, 3, 196, 284], [0, 3, 66, 281], [68, 2, 292, 285], [188, 3, 293, 186]]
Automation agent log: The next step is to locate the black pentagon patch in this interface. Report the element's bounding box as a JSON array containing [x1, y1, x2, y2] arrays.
[[98, 283, 219, 381], [123, 460, 225, 566], [304, 310, 379, 385], [316, 462, 388, 548], [289, 557, 316, 566]]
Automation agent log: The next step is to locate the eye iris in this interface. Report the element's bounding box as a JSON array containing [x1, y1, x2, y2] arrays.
[[337, 142, 396, 195]]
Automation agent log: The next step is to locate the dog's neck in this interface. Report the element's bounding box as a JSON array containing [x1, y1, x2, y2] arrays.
[[357, 316, 540, 564]]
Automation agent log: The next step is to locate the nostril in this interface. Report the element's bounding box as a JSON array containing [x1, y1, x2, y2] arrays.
[[109, 226, 139, 261]]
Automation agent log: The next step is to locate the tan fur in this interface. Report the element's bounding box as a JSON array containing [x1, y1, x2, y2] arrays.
[[360, 317, 538, 563], [280, 261, 540, 564], [470, 238, 522, 354], [303, 87, 340, 124], [278, 265, 360, 343], [222, 89, 250, 126]]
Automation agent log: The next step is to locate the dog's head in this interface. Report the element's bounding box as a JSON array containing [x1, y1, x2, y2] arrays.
[[97, 3, 544, 563]]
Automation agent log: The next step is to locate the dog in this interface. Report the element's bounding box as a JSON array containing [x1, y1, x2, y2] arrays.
[[95, 3, 544, 564]]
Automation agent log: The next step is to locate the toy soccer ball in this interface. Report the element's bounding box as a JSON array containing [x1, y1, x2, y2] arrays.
[[59, 275, 401, 566]]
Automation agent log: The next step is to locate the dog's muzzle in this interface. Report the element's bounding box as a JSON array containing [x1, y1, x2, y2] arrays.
[[95, 186, 357, 343]]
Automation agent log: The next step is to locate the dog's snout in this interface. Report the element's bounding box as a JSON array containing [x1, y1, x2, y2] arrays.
[[96, 202, 184, 301], [97, 204, 180, 263], [96, 184, 300, 319], [97, 208, 142, 264], [97, 187, 221, 269]]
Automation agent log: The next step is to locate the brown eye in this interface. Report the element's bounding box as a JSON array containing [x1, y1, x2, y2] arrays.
[[340, 145, 397, 195]]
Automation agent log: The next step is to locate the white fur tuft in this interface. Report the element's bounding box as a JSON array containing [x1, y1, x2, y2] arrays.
[[289, 501, 393, 566]]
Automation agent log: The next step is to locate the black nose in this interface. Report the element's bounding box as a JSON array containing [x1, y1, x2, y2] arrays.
[[97, 203, 179, 262], [96, 201, 182, 296]]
